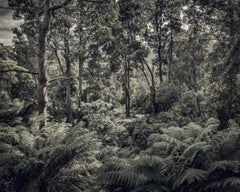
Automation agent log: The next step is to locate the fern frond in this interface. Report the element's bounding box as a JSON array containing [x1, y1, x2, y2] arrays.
[[0, 153, 24, 168], [205, 177, 240, 191], [0, 131, 20, 144], [181, 142, 209, 160], [101, 170, 148, 189], [163, 126, 185, 141], [100, 158, 131, 172], [43, 136, 97, 179], [135, 155, 166, 168], [208, 160, 240, 174], [173, 168, 208, 190], [17, 130, 35, 148], [147, 134, 172, 145], [223, 177, 240, 188], [195, 128, 215, 143], [0, 142, 24, 155], [131, 183, 170, 192], [183, 122, 203, 139], [210, 131, 240, 160], [134, 155, 168, 177]]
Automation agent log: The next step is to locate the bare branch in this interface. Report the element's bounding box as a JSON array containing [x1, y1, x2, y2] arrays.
[[82, 0, 108, 2], [48, 76, 76, 84], [49, 44, 65, 76], [0, 69, 38, 75], [0, 6, 13, 10], [138, 61, 151, 88], [50, 0, 74, 11]]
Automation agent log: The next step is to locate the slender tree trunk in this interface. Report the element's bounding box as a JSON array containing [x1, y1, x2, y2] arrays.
[[64, 37, 73, 124], [125, 59, 130, 117], [141, 58, 157, 113], [169, 6, 173, 81], [78, 54, 84, 108], [155, 0, 163, 83], [38, 0, 51, 128], [191, 47, 201, 117]]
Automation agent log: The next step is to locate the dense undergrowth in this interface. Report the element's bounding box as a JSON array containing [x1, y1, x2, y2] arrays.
[[1, 90, 240, 192]]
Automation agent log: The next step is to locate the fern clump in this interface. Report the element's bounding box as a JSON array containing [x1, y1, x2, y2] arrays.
[[0, 121, 100, 192], [98, 116, 240, 192]]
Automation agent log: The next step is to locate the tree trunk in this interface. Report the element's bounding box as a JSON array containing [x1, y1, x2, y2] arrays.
[[38, 0, 51, 128], [141, 58, 157, 113], [155, 0, 163, 83], [169, 6, 173, 81], [125, 59, 130, 117], [64, 37, 73, 124], [78, 54, 84, 109]]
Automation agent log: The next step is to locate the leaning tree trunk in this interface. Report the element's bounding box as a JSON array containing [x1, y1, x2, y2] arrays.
[[38, 0, 51, 128]]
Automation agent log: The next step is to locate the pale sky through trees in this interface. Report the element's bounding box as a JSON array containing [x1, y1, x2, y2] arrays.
[[0, 0, 20, 45]]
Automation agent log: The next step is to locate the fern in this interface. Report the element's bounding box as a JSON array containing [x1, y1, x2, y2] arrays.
[[131, 183, 170, 192], [0, 122, 100, 192], [223, 177, 240, 188], [99, 155, 173, 191], [181, 142, 210, 161], [205, 177, 240, 191], [163, 126, 185, 141], [208, 160, 240, 174], [173, 168, 208, 190], [183, 122, 203, 139], [209, 130, 240, 160]]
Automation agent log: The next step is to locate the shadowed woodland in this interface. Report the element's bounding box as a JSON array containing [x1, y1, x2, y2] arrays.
[[0, 0, 240, 191]]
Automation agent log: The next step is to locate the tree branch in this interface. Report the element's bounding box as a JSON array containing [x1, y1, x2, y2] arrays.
[[50, 0, 74, 11], [48, 76, 76, 84], [0, 69, 38, 75], [0, 6, 13, 10]]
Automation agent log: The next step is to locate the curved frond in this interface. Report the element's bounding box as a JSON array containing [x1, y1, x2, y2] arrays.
[[163, 126, 185, 141], [205, 177, 240, 191], [173, 168, 208, 190], [208, 160, 240, 174], [223, 177, 240, 188], [181, 142, 209, 160], [0, 153, 24, 168], [0, 142, 24, 155], [183, 122, 203, 139], [42, 132, 99, 179]]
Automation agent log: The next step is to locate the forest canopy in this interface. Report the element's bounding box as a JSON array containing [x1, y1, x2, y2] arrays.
[[0, 0, 240, 192]]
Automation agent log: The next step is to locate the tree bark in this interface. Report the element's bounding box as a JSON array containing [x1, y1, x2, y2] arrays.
[[78, 54, 84, 109], [155, 0, 163, 83], [38, 0, 51, 128], [141, 58, 157, 113], [169, 6, 173, 81], [64, 37, 73, 124], [125, 59, 130, 117]]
